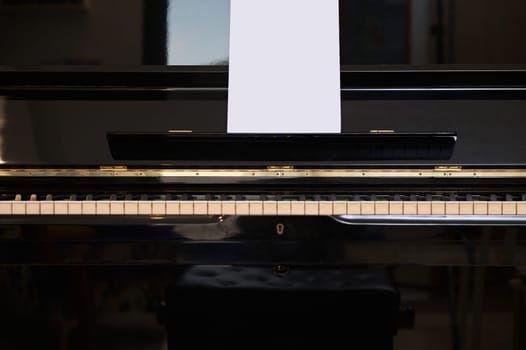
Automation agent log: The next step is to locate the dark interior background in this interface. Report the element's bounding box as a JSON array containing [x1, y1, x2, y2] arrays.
[[0, 0, 525, 66]]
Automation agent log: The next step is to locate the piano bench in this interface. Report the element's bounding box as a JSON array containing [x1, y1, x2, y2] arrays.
[[163, 266, 400, 350]]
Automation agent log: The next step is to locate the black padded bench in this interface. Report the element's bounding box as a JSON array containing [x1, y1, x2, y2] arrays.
[[163, 266, 400, 350]]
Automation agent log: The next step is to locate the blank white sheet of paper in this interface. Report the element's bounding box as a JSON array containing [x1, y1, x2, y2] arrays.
[[227, 0, 341, 133]]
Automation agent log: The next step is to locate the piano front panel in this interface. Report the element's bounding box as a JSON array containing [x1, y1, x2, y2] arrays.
[[0, 93, 526, 166]]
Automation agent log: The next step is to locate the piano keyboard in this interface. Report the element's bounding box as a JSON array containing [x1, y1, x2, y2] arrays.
[[1, 194, 526, 216]]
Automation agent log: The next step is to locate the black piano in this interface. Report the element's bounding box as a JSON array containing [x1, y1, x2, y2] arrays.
[[1, 1, 526, 349]]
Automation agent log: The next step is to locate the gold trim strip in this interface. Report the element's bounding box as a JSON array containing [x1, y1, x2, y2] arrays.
[[1, 168, 526, 178], [168, 130, 193, 133]]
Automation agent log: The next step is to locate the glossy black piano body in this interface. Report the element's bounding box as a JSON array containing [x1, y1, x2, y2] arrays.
[[0, 67, 525, 267], [3, 68, 526, 350]]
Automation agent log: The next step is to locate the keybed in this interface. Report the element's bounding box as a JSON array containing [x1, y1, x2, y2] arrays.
[[1, 193, 526, 216]]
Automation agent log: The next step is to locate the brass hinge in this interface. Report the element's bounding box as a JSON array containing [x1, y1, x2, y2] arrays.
[[100, 165, 128, 171], [434, 166, 462, 172]]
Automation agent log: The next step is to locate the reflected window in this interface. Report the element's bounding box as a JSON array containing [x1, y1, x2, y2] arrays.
[[167, 0, 230, 65], [0, 0, 524, 66]]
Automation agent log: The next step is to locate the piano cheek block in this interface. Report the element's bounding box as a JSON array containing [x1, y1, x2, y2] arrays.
[[106, 132, 457, 162]]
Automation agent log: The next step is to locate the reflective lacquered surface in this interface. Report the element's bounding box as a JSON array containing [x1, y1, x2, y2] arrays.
[[0, 216, 524, 266], [1, 0, 526, 66], [1, 91, 526, 165], [0, 218, 523, 349]]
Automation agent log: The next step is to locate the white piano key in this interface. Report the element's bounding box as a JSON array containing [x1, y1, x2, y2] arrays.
[[138, 201, 152, 216], [389, 202, 403, 215], [445, 201, 460, 215], [403, 202, 418, 215], [26, 201, 40, 215], [194, 201, 208, 215], [503, 202, 517, 215], [361, 202, 374, 215], [304, 201, 319, 216], [179, 201, 194, 215], [110, 201, 124, 215], [417, 202, 432, 215], [319, 201, 333, 215], [474, 201, 488, 215], [167, 201, 182, 215], [332, 201, 347, 215], [152, 201, 166, 216], [517, 202, 526, 215], [431, 201, 446, 215], [375, 201, 389, 215], [12, 201, 25, 215], [221, 201, 236, 215], [459, 202, 474, 215], [54, 202, 69, 215], [0, 202, 12, 215], [249, 201, 264, 215], [347, 202, 361, 215], [69, 201, 82, 215], [40, 201, 54, 215], [290, 201, 305, 215], [124, 201, 139, 215], [208, 201, 222, 215], [277, 201, 292, 215], [27, 195, 38, 215], [263, 201, 278, 215], [82, 201, 97, 215], [235, 201, 250, 215], [488, 202, 503, 215], [96, 201, 111, 215]]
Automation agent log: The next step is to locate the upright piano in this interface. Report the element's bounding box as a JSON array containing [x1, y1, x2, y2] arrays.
[[0, 67, 525, 349], [2, 0, 526, 348], [1, 68, 526, 261]]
